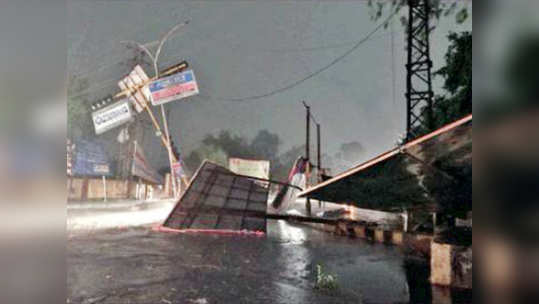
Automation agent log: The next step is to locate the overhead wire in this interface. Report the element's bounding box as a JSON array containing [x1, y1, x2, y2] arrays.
[[69, 0, 464, 101], [68, 22, 397, 101], [199, 8, 400, 102], [69, 0, 471, 97]]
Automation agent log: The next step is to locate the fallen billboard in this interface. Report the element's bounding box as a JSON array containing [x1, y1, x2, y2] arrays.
[[162, 161, 269, 234]]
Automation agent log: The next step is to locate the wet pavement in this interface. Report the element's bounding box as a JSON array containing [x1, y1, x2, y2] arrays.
[[67, 201, 470, 304], [67, 200, 175, 232], [69, 221, 405, 304]]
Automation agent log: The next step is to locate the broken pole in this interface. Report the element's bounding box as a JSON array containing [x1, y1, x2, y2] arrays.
[[303, 101, 312, 216], [317, 123, 322, 208]]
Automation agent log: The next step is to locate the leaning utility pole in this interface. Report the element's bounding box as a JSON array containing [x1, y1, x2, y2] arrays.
[[303, 101, 312, 216], [121, 20, 189, 197], [406, 0, 434, 141]]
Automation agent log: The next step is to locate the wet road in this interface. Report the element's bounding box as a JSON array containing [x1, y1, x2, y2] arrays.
[[68, 219, 413, 304], [68, 198, 472, 304]]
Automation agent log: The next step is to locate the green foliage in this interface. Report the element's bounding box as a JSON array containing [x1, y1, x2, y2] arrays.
[[368, 0, 470, 29], [202, 131, 251, 159], [432, 31, 472, 129], [186, 130, 285, 178], [67, 76, 94, 139], [410, 31, 472, 138], [196, 145, 229, 167], [405, 32, 473, 219], [250, 130, 281, 161], [350, 154, 430, 210], [314, 264, 339, 291], [185, 144, 229, 172]]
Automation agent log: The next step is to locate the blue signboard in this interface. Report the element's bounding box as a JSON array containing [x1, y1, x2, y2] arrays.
[[71, 139, 112, 177]]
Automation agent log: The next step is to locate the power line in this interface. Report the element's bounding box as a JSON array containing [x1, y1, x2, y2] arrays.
[[69, 0, 469, 82], [68, 5, 407, 101], [68, 27, 397, 101], [202, 9, 400, 102]]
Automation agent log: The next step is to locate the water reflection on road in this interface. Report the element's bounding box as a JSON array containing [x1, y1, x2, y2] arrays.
[[267, 219, 409, 304], [67, 205, 468, 304], [271, 220, 309, 303]]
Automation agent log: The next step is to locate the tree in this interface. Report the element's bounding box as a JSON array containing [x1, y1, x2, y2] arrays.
[[202, 130, 251, 159], [67, 76, 94, 139], [367, 0, 470, 30], [413, 31, 472, 234], [184, 144, 229, 172], [409, 31, 471, 138], [250, 130, 281, 162], [186, 129, 283, 176], [431, 31, 472, 129]]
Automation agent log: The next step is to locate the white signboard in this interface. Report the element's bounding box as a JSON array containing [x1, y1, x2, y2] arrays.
[[149, 69, 199, 106], [92, 99, 133, 135], [229, 158, 270, 180], [118, 65, 151, 113]]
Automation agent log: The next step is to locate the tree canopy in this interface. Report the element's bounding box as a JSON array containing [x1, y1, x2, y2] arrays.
[[368, 0, 470, 30], [431, 31, 472, 129]]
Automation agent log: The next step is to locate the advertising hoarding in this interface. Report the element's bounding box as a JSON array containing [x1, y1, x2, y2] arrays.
[[149, 69, 199, 106], [228, 158, 270, 180], [71, 139, 112, 177], [118, 65, 151, 113], [92, 99, 133, 135]]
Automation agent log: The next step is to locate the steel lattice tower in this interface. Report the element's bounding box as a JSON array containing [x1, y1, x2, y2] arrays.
[[406, 0, 434, 140]]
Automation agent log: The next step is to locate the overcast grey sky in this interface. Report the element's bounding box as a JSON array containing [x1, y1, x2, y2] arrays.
[[68, 0, 472, 171]]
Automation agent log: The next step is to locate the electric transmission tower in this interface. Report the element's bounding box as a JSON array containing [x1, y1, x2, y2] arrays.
[[406, 0, 434, 140]]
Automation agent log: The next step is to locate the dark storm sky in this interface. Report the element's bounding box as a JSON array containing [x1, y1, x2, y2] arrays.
[[68, 1, 472, 170]]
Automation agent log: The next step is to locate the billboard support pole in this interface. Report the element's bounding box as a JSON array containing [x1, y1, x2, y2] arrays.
[[160, 105, 177, 197]]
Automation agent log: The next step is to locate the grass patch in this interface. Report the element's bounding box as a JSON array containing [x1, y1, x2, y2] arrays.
[[314, 264, 339, 291]]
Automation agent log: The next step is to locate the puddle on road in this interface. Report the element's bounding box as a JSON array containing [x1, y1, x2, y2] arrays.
[[266, 220, 470, 304]]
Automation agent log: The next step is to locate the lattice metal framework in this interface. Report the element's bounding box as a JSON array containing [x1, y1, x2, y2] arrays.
[[163, 161, 269, 232], [406, 0, 434, 140]]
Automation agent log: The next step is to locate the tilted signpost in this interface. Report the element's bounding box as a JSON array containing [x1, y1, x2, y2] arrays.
[[87, 21, 193, 198], [91, 98, 133, 135], [118, 65, 151, 113], [149, 69, 199, 106]]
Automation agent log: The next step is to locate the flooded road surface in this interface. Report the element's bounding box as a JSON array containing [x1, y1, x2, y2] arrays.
[[68, 206, 470, 304]]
